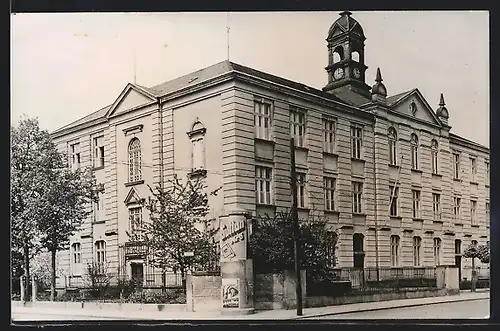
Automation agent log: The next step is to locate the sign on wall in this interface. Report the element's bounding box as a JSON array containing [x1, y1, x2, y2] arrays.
[[220, 216, 247, 262], [222, 278, 240, 308]]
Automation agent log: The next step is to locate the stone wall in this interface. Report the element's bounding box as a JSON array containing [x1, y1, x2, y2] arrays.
[[186, 273, 221, 312]]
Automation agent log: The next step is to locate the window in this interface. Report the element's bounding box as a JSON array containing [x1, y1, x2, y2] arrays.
[[93, 136, 105, 168], [432, 193, 441, 221], [325, 231, 337, 268], [388, 127, 398, 165], [255, 166, 272, 205], [324, 177, 336, 211], [297, 172, 306, 208], [453, 196, 461, 222], [390, 235, 400, 267], [350, 126, 363, 159], [486, 202, 490, 222], [254, 99, 272, 140], [412, 190, 421, 219], [290, 109, 306, 147], [70, 142, 81, 170], [470, 157, 477, 182], [128, 138, 142, 182], [455, 239, 461, 255], [485, 161, 490, 184], [413, 237, 422, 267], [95, 240, 106, 266], [472, 240, 478, 247], [72, 243, 81, 264], [431, 139, 438, 174], [352, 181, 363, 213], [129, 207, 143, 241], [470, 200, 477, 225], [389, 186, 399, 217], [93, 193, 104, 222], [433, 238, 442, 266], [323, 118, 336, 153], [353, 234, 365, 269], [453, 152, 461, 179], [192, 137, 205, 171], [410, 134, 419, 170]]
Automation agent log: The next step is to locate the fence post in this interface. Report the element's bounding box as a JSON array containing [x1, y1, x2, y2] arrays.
[[20, 276, 26, 304], [32, 276, 37, 304]]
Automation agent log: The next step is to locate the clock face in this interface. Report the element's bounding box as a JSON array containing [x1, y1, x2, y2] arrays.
[[333, 68, 344, 80], [353, 68, 361, 79]]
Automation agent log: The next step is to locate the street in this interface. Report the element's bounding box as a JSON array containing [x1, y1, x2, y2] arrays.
[[309, 299, 489, 320]]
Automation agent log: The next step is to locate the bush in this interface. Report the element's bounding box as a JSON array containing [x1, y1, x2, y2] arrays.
[[126, 289, 186, 304], [54, 291, 80, 302], [460, 279, 490, 290]]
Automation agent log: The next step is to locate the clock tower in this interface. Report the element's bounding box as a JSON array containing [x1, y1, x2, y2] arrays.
[[323, 11, 372, 99]]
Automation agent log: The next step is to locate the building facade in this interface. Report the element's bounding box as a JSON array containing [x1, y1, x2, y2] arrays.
[[51, 11, 489, 289]]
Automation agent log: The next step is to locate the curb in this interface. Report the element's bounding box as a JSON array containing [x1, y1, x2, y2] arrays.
[[294, 295, 489, 319]]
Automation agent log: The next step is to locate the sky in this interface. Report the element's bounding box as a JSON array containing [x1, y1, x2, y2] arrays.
[[11, 11, 489, 146]]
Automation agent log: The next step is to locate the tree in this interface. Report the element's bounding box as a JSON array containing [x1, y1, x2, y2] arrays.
[[141, 175, 217, 286], [249, 210, 338, 279], [11, 117, 58, 300], [35, 165, 102, 301], [463, 243, 489, 292]]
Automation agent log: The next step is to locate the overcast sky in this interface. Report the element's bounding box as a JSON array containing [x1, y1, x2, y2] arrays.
[[11, 11, 489, 146]]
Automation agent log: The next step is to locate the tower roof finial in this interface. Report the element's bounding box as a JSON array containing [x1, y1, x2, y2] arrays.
[[375, 67, 383, 83], [340, 11, 352, 16], [439, 93, 445, 106]]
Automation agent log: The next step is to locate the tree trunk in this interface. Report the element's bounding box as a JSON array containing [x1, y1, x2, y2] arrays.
[[181, 269, 186, 294], [50, 249, 57, 301], [471, 257, 477, 292], [23, 245, 30, 302]]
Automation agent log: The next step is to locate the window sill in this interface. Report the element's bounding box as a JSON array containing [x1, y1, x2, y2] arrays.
[[453, 178, 461, 182], [471, 224, 480, 228], [256, 203, 275, 208], [324, 210, 340, 215], [69, 275, 82, 278], [432, 173, 443, 178], [295, 146, 309, 152], [125, 180, 144, 187], [254, 137, 275, 145], [454, 223, 464, 226], [297, 207, 310, 212], [470, 181, 479, 185], [390, 216, 403, 220], [432, 220, 444, 224], [92, 220, 105, 225], [352, 212, 366, 217], [93, 165, 105, 171], [388, 164, 400, 169], [188, 169, 207, 179], [412, 218, 424, 222], [411, 169, 423, 173], [351, 157, 365, 163], [485, 184, 490, 188]]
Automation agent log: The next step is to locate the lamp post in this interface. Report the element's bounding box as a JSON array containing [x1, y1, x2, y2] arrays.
[[183, 251, 194, 294]]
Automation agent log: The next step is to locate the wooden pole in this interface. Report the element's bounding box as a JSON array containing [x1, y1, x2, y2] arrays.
[[290, 138, 303, 316]]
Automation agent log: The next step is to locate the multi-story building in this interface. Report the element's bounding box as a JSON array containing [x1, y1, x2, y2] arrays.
[[51, 11, 489, 289]]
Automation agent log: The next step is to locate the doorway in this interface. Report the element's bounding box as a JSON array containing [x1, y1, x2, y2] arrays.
[[131, 263, 144, 286], [455, 239, 462, 282]]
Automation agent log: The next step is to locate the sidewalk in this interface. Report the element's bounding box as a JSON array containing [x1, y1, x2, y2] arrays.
[[12, 290, 489, 321]]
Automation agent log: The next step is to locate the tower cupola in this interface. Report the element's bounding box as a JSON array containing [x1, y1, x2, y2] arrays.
[[436, 93, 450, 125]]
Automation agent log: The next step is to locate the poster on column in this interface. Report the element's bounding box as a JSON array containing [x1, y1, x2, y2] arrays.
[[222, 278, 240, 308], [220, 215, 247, 262]]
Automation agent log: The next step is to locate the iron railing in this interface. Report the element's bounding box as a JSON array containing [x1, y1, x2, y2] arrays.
[[307, 267, 438, 297]]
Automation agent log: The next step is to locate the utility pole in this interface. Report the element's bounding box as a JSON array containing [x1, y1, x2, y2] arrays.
[[290, 138, 303, 316]]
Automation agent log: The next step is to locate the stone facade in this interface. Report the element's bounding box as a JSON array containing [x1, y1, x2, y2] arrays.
[[51, 12, 488, 300]]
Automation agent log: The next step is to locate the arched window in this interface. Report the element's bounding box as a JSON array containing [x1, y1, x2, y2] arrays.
[[351, 50, 360, 62], [128, 138, 142, 183], [390, 235, 400, 267], [353, 233, 365, 269], [332, 45, 344, 64], [431, 139, 439, 174], [455, 239, 462, 255], [388, 127, 398, 165], [187, 119, 206, 173], [71, 242, 82, 275], [433, 238, 442, 266], [410, 134, 419, 170], [413, 237, 422, 267]]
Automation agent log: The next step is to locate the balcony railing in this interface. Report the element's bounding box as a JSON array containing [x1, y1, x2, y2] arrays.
[[124, 241, 148, 258]]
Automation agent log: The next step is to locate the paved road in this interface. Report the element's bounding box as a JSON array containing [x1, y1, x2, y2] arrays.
[[311, 299, 489, 320]]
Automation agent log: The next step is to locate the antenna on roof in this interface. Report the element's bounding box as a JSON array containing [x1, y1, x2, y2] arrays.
[[133, 48, 137, 84], [226, 12, 230, 61]]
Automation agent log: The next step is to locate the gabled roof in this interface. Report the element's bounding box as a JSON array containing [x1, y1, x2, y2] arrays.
[[386, 89, 415, 107], [449, 133, 489, 153], [386, 88, 443, 126], [105, 83, 157, 118], [52, 104, 111, 135]]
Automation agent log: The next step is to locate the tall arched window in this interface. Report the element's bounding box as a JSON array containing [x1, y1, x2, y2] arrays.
[[413, 237, 422, 267], [353, 233, 365, 269], [410, 134, 419, 170], [187, 119, 206, 174], [351, 50, 360, 62], [333, 45, 344, 63], [71, 243, 81, 275], [431, 139, 439, 174], [95, 240, 106, 271], [390, 235, 400, 267], [388, 127, 398, 165], [128, 138, 142, 182]]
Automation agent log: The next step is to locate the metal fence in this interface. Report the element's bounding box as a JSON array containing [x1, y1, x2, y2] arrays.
[[307, 267, 437, 297]]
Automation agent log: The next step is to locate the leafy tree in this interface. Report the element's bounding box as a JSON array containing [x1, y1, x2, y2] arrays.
[[249, 210, 338, 279], [30, 251, 52, 291], [141, 175, 218, 284], [463, 243, 489, 292], [34, 165, 102, 301], [11, 117, 58, 299], [83, 262, 113, 297]]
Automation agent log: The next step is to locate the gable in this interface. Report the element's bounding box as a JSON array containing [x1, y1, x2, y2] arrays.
[[389, 90, 442, 127], [113, 88, 155, 115]]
